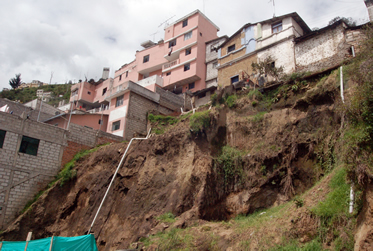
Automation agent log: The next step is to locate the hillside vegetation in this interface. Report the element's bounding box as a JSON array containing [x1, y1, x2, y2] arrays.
[[0, 84, 71, 105], [0, 26, 372, 251]]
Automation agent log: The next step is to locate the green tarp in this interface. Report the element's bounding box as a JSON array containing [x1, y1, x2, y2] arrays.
[[1, 234, 98, 251]]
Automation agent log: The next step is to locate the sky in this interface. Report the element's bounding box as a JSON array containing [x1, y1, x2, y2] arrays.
[[0, 0, 369, 90]]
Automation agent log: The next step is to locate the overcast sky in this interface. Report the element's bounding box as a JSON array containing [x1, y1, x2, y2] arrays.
[[0, 0, 369, 90]]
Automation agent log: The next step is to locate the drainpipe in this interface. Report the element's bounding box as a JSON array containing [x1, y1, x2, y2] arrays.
[[341, 66, 354, 213], [87, 128, 152, 234]]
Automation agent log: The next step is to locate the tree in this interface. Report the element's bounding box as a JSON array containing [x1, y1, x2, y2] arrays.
[[328, 16, 357, 27], [9, 74, 23, 89]]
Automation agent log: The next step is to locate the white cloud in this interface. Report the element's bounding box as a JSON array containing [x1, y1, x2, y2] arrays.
[[0, 0, 369, 90]]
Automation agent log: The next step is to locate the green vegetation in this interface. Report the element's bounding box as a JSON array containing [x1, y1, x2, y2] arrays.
[[20, 145, 103, 214], [9, 74, 23, 89], [0, 83, 72, 105], [225, 95, 237, 108], [156, 212, 176, 223], [251, 56, 284, 81], [189, 110, 210, 133], [269, 239, 325, 251], [215, 145, 245, 188], [148, 113, 179, 134], [247, 89, 263, 101], [248, 111, 267, 123]]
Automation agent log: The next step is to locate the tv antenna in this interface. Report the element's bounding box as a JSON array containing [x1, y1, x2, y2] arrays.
[[150, 31, 159, 41], [159, 15, 175, 29], [269, 0, 276, 17]]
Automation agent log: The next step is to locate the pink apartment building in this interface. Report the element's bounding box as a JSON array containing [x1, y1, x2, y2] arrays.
[[68, 10, 219, 139]]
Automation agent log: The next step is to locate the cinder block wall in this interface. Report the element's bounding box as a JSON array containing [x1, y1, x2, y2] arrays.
[[0, 112, 66, 227], [0, 112, 124, 228]]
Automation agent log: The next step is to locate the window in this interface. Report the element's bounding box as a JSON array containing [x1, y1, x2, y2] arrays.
[[19, 136, 39, 156], [98, 119, 103, 125], [166, 72, 171, 76], [126, 71, 128, 77], [87, 91, 91, 95], [102, 87, 107, 96], [0, 130, 6, 148], [227, 44, 236, 53], [182, 19, 188, 27], [213, 62, 218, 68], [184, 31, 192, 41], [210, 43, 218, 52], [112, 121, 120, 131], [169, 39, 177, 48], [184, 63, 190, 71], [188, 82, 195, 89], [272, 22, 283, 33], [185, 48, 191, 56], [231, 75, 239, 84], [143, 55, 149, 63], [116, 95, 124, 107], [119, 75, 122, 81]]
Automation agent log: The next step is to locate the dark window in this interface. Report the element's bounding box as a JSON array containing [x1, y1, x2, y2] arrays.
[[182, 19, 188, 27], [98, 119, 103, 125], [0, 130, 6, 148], [102, 87, 107, 95], [200, 32, 202, 36], [184, 63, 190, 71], [272, 22, 283, 33], [188, 82, 195, 89], [116, 95, 124, 107], [54, 123, 58, 126], [231, 75, 239, 84], [126, 71, 128, 77], [87, 91, 91, 95], [166, 72, 171, 76], [210, 43, 218, 52], [19, 136, 39, 156], [112, 121, 120, 131], [143, 55, 150, 63], [169, 39, 177, 48], [185, 48, 191, 55], [119, 75, 122, 81], [227, 44, 236, 53]]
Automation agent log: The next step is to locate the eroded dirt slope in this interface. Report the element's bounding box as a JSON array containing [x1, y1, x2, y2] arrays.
[[0, 73, 344, 250]]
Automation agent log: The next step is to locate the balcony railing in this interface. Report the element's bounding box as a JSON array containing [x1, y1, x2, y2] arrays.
[[136, 75, 163, 88], [87, 106, 110, 114], [163, 59, 179, 71]]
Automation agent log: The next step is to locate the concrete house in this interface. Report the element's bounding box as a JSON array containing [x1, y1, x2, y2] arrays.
[[217, 12, 311, 87], [69, 10, 219, 139]]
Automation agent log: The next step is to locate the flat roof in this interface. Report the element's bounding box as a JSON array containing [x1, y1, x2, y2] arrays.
[[165, 9, 220, 32]]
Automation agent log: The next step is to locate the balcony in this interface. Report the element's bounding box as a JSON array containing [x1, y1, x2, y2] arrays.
[[136, 75, 163, 88], [104, 82, 130, 101], [86, 105, 110, 114], [163, 59, 179, 71]]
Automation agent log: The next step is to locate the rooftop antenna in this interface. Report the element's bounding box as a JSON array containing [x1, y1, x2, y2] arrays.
[[159, 15, 176, 29], [150, 31, 159, 41], [49, 71, 54, 85], [269, 0, 276, 17]]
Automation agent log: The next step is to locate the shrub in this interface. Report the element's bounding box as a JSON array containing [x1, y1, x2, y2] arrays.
[[225, 95, 237, 108], [210, 93, 218, 106], [248, 89, 263, 101], [216, 146, 245, 188], [189, 110, 210, 133], [156, 212, 176, 223]]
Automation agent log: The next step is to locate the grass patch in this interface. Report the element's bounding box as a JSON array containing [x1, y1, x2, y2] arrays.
[[148, 113, 179, 135], [189, 110, 210, 133], [269, 238, 325, 251], [225, 95, 237, 108], [215, 146, 245, 188], [249, 111, 267, 123], [20, 145, 103, 214], [156, 212, 176, 223]]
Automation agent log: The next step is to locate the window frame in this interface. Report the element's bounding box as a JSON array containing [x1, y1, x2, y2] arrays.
[[112, 120, 120, 131], [188, 82, 195, 89], [115, 94, 124, 107], [102, 87, 107, 96], [184, 31, 192, 41], [166, 72, 171, 76], [169, 39, 177, 48], [231, 75, 239, 84], [19, 136, 40, 156], [182, 19, 188, 28], [184, 63, 190, 71], [272, 22, 283, 33], [185, 47, 191, 56], [143, 54, 150, 63], [227, 44, 236, 53], [0, 130, 6, 148]]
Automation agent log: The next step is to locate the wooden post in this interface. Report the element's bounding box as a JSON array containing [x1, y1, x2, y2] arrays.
[[24, 232, 32, 251], [49, 236, 54, 251]]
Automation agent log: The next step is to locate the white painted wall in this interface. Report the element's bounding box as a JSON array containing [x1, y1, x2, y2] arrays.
[[108, 105, 127, 122]]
